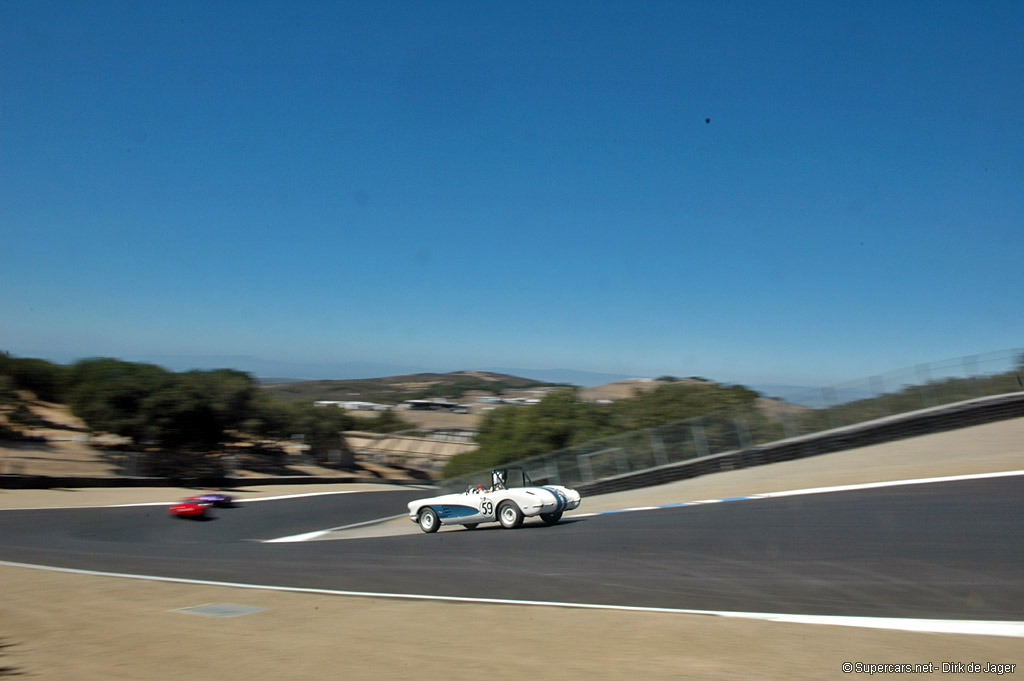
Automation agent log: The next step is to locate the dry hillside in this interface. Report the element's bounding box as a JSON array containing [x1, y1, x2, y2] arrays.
[[0, 393, 406, 480]]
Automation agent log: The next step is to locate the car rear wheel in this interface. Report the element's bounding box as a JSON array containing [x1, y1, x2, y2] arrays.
[[418, 507, 440, 533], [540, 510, 563, 525], [497, 501, 524, 529]]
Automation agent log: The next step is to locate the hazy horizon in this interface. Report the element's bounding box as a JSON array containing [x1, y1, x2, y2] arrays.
[[3, 3, 1021, 389]]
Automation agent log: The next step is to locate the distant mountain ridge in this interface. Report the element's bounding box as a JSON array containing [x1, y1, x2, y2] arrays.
[[261, 371, 563, 404], [118, 355, 426, 381], [482, 367, 639, 387], [38, 352, 830, 405], [111, 355, 639, 387]]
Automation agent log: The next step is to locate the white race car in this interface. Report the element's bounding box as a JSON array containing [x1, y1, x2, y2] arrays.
[[408, 467, 581, 533]]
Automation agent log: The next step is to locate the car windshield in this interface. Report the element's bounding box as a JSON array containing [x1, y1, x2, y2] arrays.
[[467, 468, 534, 490]]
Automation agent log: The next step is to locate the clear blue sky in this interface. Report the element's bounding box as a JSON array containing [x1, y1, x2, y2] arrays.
[[2, 1, 1022, 387]]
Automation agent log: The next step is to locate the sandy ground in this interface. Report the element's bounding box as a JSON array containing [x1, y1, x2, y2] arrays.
[[385, 408, 483, 429], [1, 418, 1022, 680]]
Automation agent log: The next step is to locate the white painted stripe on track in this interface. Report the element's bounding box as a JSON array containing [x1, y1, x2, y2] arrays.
[[262, 513, 408, 543], [585, 469, 1024, 517], [237, 490, 366, 503], [260, 468, 1024, 542], [1, 559, 1021, 638], [745, 469, 1024, 499], [262, 530, 330, 543]]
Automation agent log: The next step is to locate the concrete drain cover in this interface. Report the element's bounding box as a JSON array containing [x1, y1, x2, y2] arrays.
[[173, 603, 266, 618]]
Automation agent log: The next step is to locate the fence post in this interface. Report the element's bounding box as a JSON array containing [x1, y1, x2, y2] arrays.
[[916, 364, 936, 407], [649, 429, 669, 466], [962, 355, 983, 398], [735, 418, 753, 449], [780, 410, 798, 439], [823, 388, 844, 429], [545, 456, 560, 485], [870, 376, 889, 418], [615, 447, 628, 475], [691, 423, 709, 458], [577, 453, 595, 483]]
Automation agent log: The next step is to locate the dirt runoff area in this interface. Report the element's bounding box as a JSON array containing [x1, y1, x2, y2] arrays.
[[1, 418, 1023, 680]]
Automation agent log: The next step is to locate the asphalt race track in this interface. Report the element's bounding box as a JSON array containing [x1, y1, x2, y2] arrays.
[[1, 479, 1021, 620]]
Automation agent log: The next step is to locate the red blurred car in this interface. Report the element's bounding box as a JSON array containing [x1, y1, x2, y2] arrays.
[[168, 498, 212, 519]]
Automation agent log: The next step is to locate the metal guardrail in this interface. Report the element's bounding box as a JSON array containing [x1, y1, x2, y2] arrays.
[[442, 349, 1024, 493]]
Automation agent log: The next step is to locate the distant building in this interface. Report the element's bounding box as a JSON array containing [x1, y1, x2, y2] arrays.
[[315, 400, 390, 411], [400, 399, 464, 412]]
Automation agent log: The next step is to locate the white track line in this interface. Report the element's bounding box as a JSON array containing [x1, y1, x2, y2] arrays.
[[262, 513, 408, 543], [745, 469, 1024, 500], [262, 468, 1024, 543], [1, 559, 1021, 638]]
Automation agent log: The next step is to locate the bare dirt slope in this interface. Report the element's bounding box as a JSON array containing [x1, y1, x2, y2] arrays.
[[0, 393, 123, 476], [1, 418, 1022, 680], [577, 377, 665, 401]]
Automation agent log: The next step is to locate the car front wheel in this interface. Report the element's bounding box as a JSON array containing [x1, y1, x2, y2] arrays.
[[540, 510, 562, 525], [418, 507, 440, 533], [497, 501, 524, 529]]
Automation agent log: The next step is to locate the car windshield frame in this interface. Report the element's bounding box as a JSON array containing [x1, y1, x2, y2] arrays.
[[492, 467, 532, 489]]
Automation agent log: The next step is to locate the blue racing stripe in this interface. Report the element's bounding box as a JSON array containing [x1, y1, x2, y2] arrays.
[[431, 504, 479, 519], [541, 487, 567, 513]]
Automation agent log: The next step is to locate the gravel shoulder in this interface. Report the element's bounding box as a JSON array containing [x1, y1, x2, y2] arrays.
[[1, 418, 1022, 680]]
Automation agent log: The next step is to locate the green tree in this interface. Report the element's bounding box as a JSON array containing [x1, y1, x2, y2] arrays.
[[0, 353, 69, 402], [444, 382, 761, 478], [65, 359, 265, 450], [68, 358, 175, 443]]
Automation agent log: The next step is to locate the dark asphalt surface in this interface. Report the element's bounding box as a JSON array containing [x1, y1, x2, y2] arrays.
[[1, 479, 1021, 620]]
